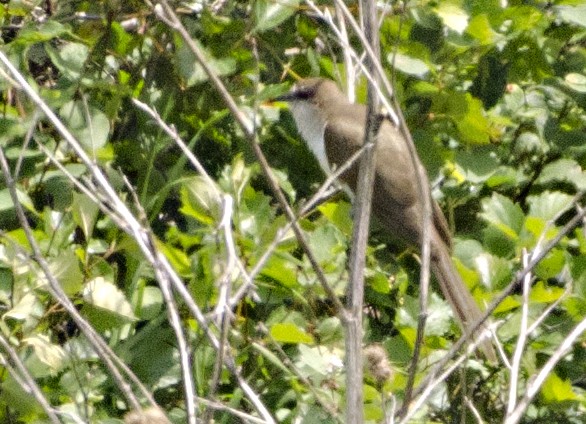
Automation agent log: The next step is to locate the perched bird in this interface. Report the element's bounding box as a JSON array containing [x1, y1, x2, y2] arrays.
[[276, 78, 496, 360]]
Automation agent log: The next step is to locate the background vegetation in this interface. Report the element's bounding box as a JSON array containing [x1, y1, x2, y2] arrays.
[[1, 0, 586, 422]]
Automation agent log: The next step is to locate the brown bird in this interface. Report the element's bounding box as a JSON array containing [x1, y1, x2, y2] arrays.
[[276, 78, 496, 361]]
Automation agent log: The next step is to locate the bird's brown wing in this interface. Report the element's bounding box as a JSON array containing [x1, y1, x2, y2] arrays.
[[323, 108, 417, 204], [325, 107, 495, 360]]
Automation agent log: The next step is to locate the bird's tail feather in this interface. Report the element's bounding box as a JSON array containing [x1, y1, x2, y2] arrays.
[[431, 242, 497, 362]]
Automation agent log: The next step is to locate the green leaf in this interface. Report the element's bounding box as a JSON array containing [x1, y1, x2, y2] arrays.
[[316, 317, 343, 343], [390, 52, 429, 77], [179, 176, 221, 225], [527, 191, 574, 222], [296, 344, 343, 378], [4, 293, 44, 328], [71, 192, 99, 240], [254, 0, 299, 33], [454, 147, 499, 183], [15, 21, 69, 44], [564, 73, 586, 93], [433, 92, 490, 144], [466, 14, 501, 45], [38, 249, 83, 295], [435, 3, 469, 34], [22, 335, 66, 376], [537, 158, 586, 190], [535, 248, 565, 280], [177, 40, 237, 86], [318, 201, 353, 235], [493, 296, 520, 314], [397, 294, 451, 336], [45, 42, 89, 81], [260, 254, 299, 288], [270, 322, 314, 344], [555, 5, 586, 28], [481, 193, 524, 240], [473, 252, 513, 290], [455, 94, 491, 144], [307, 223, 346, 265], [60, 100, 110, 151], [541, 372, 578, 403], [82, 277, 136, 329], [529, 280, 564, 304], [156, 239, 192, 277], [134, 286, 163, 320]]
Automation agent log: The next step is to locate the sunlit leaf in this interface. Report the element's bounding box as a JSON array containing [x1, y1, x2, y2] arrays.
[[71, 192, 99, 240], [555, 5, 586, 28], [564, 72, 586, 93], [37, 249, 83, 295], [481, 193, 524, 240], [529, 281, 564, 304], [390, 52, 429, 77], [435, 3, 469, 34], [179, 176, 221, 225], [318, 200, 353, 235], [22, 335, 67, 375], [527, 191, 574, 222], [45, 42, 89, 81], [541, 373, 578, 403], [254, 0, 299, 33], [60, 100, 110, 151], [270, 322, 314, 344], [82, 277, 136, 328]]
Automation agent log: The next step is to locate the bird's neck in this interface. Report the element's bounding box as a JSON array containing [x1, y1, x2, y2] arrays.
[[289, 101, 332, 175]]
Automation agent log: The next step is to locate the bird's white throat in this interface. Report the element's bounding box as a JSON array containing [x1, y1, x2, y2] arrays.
[[288, 101, 332, 175]]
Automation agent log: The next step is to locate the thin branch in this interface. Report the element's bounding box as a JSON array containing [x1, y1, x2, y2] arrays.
[[343, 0, 382, 421], [152, 0, 346, 320], [505, 315, 586, 424], [402, 197, 586, 419], [0, 147, 142, 411], [506, 249, 532, 416], [0, 334, 61, 424], [123, 176, 197, 424]]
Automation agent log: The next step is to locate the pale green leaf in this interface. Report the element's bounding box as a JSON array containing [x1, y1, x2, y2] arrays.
[[83, 277, 136, 321], [555, 5, 586, 28], [37, 249, 83, 295], [390, 52, 429, 77], [270, 322, 314, 344], [435, 3, 469, 34], [179, 176, 221, 225], [254, 0, 299, 33], [60, 100, 110, 151], [45, 42, 89, 81], [71, 192, 99, 240], [541, 373, 578, 402], [527, 191, 574, 222], [22, 335, 67, 374], [564, 72, 586, 93], [177, 40, 236, 85], [481, 193, 525, 239]]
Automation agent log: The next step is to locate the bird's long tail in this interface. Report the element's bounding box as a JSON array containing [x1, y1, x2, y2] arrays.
[[430, 240, 497, 362]]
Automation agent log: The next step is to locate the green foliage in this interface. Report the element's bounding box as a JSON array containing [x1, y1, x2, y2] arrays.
[[1, 0, 586, 422]]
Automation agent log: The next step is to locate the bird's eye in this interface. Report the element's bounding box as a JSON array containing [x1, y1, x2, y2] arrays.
[[295, 87, 314, 100]]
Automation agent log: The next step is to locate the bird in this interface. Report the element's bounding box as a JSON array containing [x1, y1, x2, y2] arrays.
[[275, 78, 496, 361]]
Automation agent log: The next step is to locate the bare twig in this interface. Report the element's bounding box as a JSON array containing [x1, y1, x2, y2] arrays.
[[0, 47, 275, 422], [152, 0, 346, 320], [506, 249, 532, 416], [505, 315, 586, 424], [402, 197, 586, 419], [123, 176, 197, 424], [343, 0, 382, 421], [0, 334, 61, 424], [0, 147, 142, 411]]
